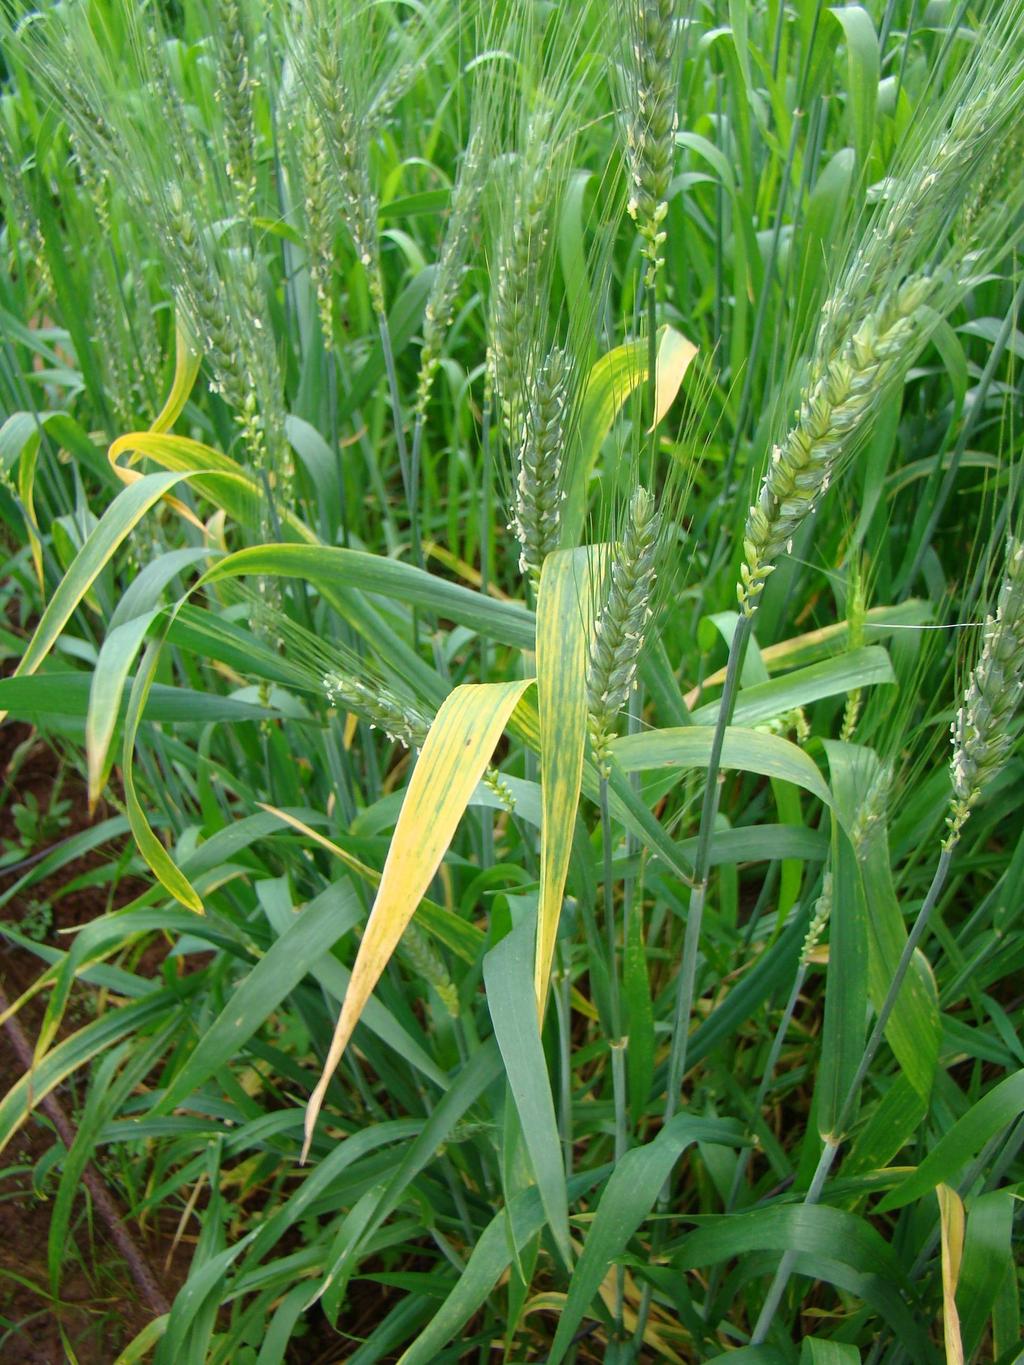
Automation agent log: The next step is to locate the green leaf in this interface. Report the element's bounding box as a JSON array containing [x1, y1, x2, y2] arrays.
[[109, 548, 214, 630], [546, 1117, 741, 1364], [800, 1339, 861, 1365], [822, 740, 940, 1104], [561, 327, 695, 544], [709, 1348, 791, 1359], [957, 1190, 1016, 1359], [686, 902, 809, 1068], [843, 1074, 927, 1176], [122, 635, 205, 912], [704, 1351, 787, 1365], [199, 543, 535, 650], [624, 903, 655, 1127], [611, 726, 834, 810], [86, 610, 160, 806], [49, 1033, 171, 1295], [285, 415, 341, 539], [4, 471, 187, 705], [484, 919, 571, 1267], [312, 1043, 506, 1315], [817, 823, 868, 1142], [830, 6, 880, 166], [397, 1169, 606, 1365], [676, 1206, 928, 1353], [156, 880, 367, 1114], [535, 547, 599, 1010], [342, 266, 437, 416], [561, 340, 644, 545], [0, 982, 202, 1156], [692, 647, 895, 728], [878, 1069, 1024, 1211], [0, 672, 272, 723]]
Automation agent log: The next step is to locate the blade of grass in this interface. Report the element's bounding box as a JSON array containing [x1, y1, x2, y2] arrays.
[[302, 678, 533, 1160], [484, 917, 571, 1268]]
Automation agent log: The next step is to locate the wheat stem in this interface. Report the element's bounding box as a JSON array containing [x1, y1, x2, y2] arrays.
[[753, 535, 1024, 1334], [751, 843, 955, 1342]]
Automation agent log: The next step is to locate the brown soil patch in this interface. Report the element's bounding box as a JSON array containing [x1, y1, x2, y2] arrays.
[[0, 718, 183, 1363]]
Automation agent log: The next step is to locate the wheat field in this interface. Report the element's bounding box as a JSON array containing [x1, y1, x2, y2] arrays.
[[0, 1, 1022, 1360]]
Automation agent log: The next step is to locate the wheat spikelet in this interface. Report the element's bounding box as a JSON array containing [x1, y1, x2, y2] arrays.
[[165, 186, 290, 493], [165, 188, 249, 412], [841, 561, 869, 742], [416, 124, 487, 419], [740, 42, 1024, 620], [305, 4, 385, 318], [397, 923, 459, 1018], [800, 873, 833, 967], [300, 93, 336, 347], [960, 116, 1024, 243], [488, 110, 556, 452], [947, 537, 1024, 844], [92, 277, 135, 430], [67, 121, 111, 235], [587, 485, 661, 774], [323, 671, 431, 751], [215, 0, 258, 220], [512, 345, 570, 589], [739, 274, 933, 615], [130, 249, 163, 408], [850, 762, 891, 858], [624, 0, 678, 286], [0, 119, 52, 295], [236, 249, 292, 497], [138, 11, 204, 187], [756, 707, 810, 743]]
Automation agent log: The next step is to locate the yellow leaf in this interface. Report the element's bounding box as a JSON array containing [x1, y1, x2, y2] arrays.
[[105, 320, 208, 532], [534, 547, 603, 1017], [16, 432, 43, 594], [937, 1182, 965, 1365], [151, 321, 201, 435], [107, 431, 315, 542], [302, 678, 534, 1161], [256, 803, 382, 886], [650, 325, 698, 431]]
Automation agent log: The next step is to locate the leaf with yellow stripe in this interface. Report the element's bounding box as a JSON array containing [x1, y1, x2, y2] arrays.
[[123, 634, 204, 914], [562, 326, 695, 543], [151, 322, 201, 434], [302, 678, 534, 1161], [937, 1183, 966, 1365], [108, 431, 274, 536], [1, 471, 190, 727], [534, 547, 602, 1017], [651, 326, 698, 430], [15, 427, 44, 593], [256, 803, 485, 964], [103, 320, 209, 531]]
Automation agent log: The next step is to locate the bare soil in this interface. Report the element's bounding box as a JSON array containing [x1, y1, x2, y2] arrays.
[[0, 718, 185, 1364]]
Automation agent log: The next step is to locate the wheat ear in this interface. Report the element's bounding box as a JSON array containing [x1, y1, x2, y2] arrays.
[[216, 0, 257, 220], [415, 125, 487, 418], [512, 346, 570, 591], [587, 486, 661, 775], [489, 112, 555, 452], [740, 275, 933, 615], [625, 0, 678, 287], [947, 537, 1024, 845]]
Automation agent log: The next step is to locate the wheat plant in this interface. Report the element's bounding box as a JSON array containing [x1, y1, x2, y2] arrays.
[[0, 2, 1022, 1362]]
